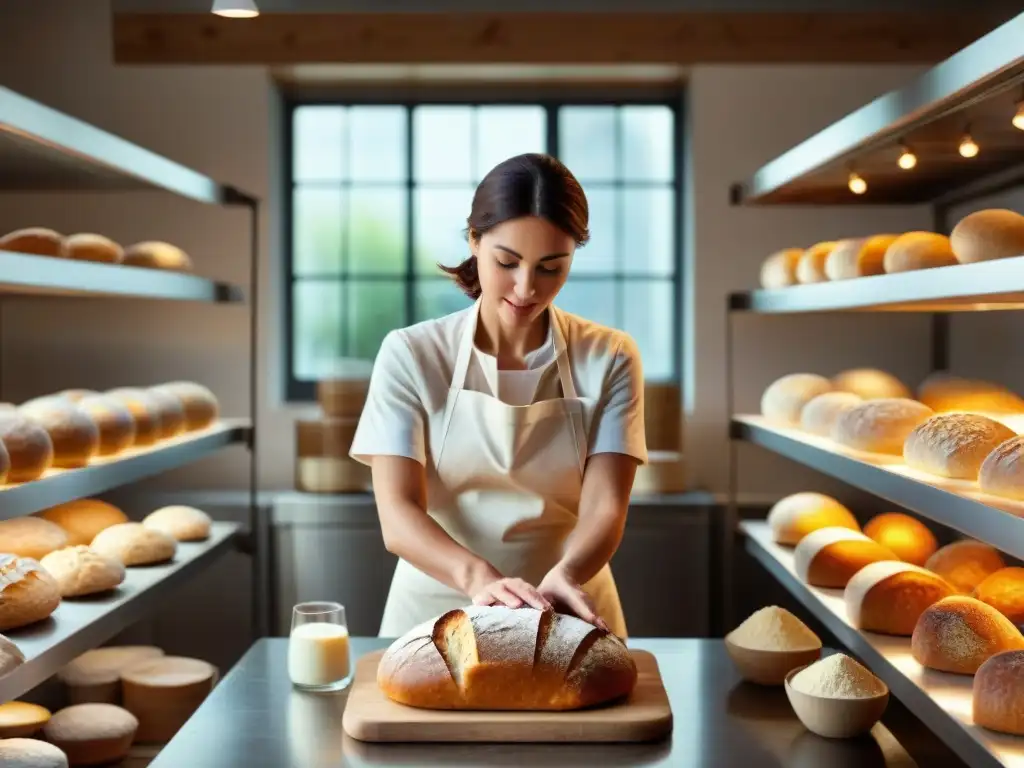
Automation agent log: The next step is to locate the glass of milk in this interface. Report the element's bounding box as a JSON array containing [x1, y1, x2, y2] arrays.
[[288, 601, 352, 692]]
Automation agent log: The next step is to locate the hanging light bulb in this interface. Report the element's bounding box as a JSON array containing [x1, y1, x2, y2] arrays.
[[959, 131, 979, 158], [1013, 100, 1024, 131], [897, 143, 917, 170], [848, 171, 867, 195], [212, 0, 259, 18]]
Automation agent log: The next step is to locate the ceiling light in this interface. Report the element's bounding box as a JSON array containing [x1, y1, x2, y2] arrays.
[[958, 132, 979, 158], [897, 143, 917, 170], [1013, 100, 1024, 131], [848, 171, 866, 195], [212, 0, 259, 18]]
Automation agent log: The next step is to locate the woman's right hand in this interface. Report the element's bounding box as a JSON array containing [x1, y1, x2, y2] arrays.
[[471, 577, 553, 611]]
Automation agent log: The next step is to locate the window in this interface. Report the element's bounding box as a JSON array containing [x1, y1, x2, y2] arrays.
[[284, 98, 680, 401]]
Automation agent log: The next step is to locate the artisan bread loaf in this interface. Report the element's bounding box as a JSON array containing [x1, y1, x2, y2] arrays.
[[974, 650, 1024, 735], [979, 435, 1024, 501], [759, 248, 803, 289], [831, 398, 934, 455], [761, 373, 833, 426], [950, 209, 1024, 264], [0, 227, 63, 257], [107, 388, 182, 440], [73, 396, 135, 457], [0, 738, 68, 767], [57, 646, 164, 706], [795, 241, 836, 284], [42, 704, 137, 766], [0, 412, 53, 482], [150, 381, 219, 431], [90, 523, 176, 566], [766, 492, 859, 546], [0, 555, 61, 631], [917, 373, 1024, 415], [831, 368, 911, 401], [926, 540, 1006, 594], [0, 517, 68, 560], [123, 241, 193, 272], [40, 546, 125, 598], [142, 505, 211, 542], [973, 568, 1024, 627], [883, 231, 957, 273], [101, 390, 160, 447], [911, 595, 1024, 674], [905, 413, 1016, 481], [62, 234, 123, 264], [794, 527, 899, 588], [824, 235, 899, 280], [800, 392, 862, 436], [844, 560, 956, 635], [0, 633, 26, 676], [18, 400, 99, 469], [862, 512, 937, 566], [37, 499, 128, 547], [378, 606, 637, 710], [120, 656, 217, 742], [0, 702, 51, 738]]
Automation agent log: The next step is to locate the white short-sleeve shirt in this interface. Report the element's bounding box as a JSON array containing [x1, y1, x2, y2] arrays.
[[349, 304, 648, 469]]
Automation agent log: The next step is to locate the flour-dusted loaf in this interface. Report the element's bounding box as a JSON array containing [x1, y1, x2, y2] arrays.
[[0, 227, 63, 257], [102, 389, 161, 447], [42, 703, 138, 766], [974, 650, 1024, 735], [799, 392, 862, 437], [883, 231, 958, 273], [911, 595, 1024, 675], [831, 398, 934, 455], [795, 241, 836, 284], [0, 517, 68, 561], [831, 368, 911, 401], [950, 208, 1024, 264], [761, 373, 833, 426], [123, 241, 193, 272], [377, 606, 637, 711], [142, 505, 211, 542], [794, 527, 899, 588], [0, 412, 53, 482], [905, 413, 1016, 481], [973, 568, 1024, 627], [917, 373, 1024, 415], [759, 248, 803, 289], [37, 499, 129, 548], [18, 399, 99, 469], [0, 702, 51, 738], [0, 555, 61, 632], [979, 435, 1024, 501], [0, 633, 26, 676], [73, 395, 135, 457], [844, 560, 956, 636], [766, 492, 860, 546], [926, 540, 1006, 594], [90, 523, 176, 567], [57, 646, 165, 706], [39, 546, 125, 598], [107, 388, 182, 441], [62, 233, 123, 264], [0, 738, 68, 768], [149, 381, 219, 431], [824, 235, 900, 280], [862, 512, 937, 566]]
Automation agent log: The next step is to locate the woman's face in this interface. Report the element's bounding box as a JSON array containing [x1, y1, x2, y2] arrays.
[[473, 216, 575, 329]]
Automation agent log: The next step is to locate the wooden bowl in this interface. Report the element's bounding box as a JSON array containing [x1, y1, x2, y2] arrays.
[[725, 637, 822, 686], [784, 663, 889, 739]]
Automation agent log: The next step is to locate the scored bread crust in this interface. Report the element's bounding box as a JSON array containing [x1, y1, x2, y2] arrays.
[[911, 595, 1024, 674], [904, 413, 1016, 481], [377, 606, 637, 710], [0, 555, 62, 632]]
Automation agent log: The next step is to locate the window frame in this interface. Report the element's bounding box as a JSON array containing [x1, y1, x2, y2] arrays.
[[281, 91, 684, 403]]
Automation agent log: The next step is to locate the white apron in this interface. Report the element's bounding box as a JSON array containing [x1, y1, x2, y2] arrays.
[[377, 302, 627, 639]]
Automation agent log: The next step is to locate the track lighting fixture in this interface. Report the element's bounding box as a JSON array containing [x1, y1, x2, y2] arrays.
[[212, 0, 259, 18]]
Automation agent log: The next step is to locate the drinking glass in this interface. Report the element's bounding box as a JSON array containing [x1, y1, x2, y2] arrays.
[[288, 601, 352, 691]]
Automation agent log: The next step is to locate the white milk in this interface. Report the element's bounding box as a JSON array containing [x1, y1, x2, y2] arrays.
[[288, 622, 351, 688]]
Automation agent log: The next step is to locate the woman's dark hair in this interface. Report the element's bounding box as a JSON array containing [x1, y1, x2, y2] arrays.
[[439, 153, 590, 299]]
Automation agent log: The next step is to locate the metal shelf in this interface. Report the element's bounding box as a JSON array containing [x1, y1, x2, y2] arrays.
[[0, 420, 250, 521], [740, 521, 1020, 768], [732, 415, 1024, 560], [0, 522, 239, 703]]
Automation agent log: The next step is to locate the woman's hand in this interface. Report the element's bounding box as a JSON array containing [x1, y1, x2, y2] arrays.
[[538, 566, 609, 632], [471, 577, 553, 611]]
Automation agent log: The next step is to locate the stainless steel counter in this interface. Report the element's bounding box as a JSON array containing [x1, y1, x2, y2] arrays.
[[150, 637, 966, 768]]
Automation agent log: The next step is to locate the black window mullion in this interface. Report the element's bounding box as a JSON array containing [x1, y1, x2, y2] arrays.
[[405, 104, 415, 332]]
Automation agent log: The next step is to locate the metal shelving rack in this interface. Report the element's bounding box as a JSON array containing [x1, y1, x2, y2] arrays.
[[0, 84, 263, 703], [724, 11, 1024, 768]]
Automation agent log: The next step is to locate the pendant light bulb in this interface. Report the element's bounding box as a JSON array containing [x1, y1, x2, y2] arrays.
[[848, 171, 867, 195], [1013, 100, 1024, 131], [959, 132, 979, 158], [897, 144, 917, 170], [212, 0, 259, 18]]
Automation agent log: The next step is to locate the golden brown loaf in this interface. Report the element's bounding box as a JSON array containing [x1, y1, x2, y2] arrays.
[[911, 595, 1024, 674], [799, 391, 862, 437], [377, 606, 637, 710], [0, 227, 63, 257], [0, 701, 51, 738], [150, 382, 219, 431], [0, 411, 53, 482], [824, 235, 899, 280], [761, 373, 833, 426], [37, 499, 129, 547], [917, 373, 1024, 415], [926, 540, 1006, 594], [973, 568, 1024, 627], [0, 555, 62, 632], [794, 527, 900, 588], [904, 413, 1015, 481], [123, 241, 193, 272], [795, 241, 836, 284], [862, 512, 938, 566], [73, 395, 136, 456], [62, 233, 123, 264], [978, 435, 1024, 501], [950, 208, 1024, 264], [759, 248, 803, 289], [844, 560, 956, 636], [42, 703, 138, 766], [830, 368, 911, 401], [18, 399, 99, 469], [40, 546, 126, 598], [766, 492, 860, 546], [90, 523, 176, 567], [831, 398, 934, 455], [883, 232, 958, 273], [973, 650, 1024, 735], [0, 517, 68, 560]]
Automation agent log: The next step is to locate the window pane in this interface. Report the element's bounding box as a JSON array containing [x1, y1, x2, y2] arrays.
[[414, 278, 474, 323], [624, 280, 674, 380], [558, 107, 616, 182], [292, 280, 345, 380], [414, 187, 474, 275], [413, 106, 472, 183], [475, 106, 546, 181], [349, 106, 407, 182], [555, 279, 617, 330], [293, 106, 345, 181], [621, 106, 674, 183], [622, 188, 674, 276], [347, 187, 407, 275], [574, 185, 616, 275], [346, 280, 406, 360], [293, 187, 345, 276]]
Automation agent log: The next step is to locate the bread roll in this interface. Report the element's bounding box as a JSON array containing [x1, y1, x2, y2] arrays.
[[101, 390, 160, 447], [883, 231, 957, 273], [0, 555, 61, 632], [766, 492, 860, 546], [378, 606, 636, 710], [121, 656, 217, 742], [40, 546, 125, 598], [107, 388, 182, 440], [0, 738, 68, 767], [37, 499, 129, 547], [973, 568, 1024, 627], [795, 241, 836, 284], [0, 412, 53, 482], [862, 512, 938, 566], [759, 248, 803, 289], [89, 523, 176, 567], [799, 391, 862, 437], [904, 413, 1015, 482], [61, 234, 123, 264], [73, 395, 135, 456], [0, 227, 63, 257], [0, 517, 68, 560], [142, 505, 211, 542], [950, 208, 1024, 264], [926, 540, 1006, 594], [761, 373, 833, 426], [122, 241, 193, 272], [911, 595, 1024, 674], [794, 527, 900, 588], [150, 382, 219, 431], [0, 702, 51, 738], [979, 435, 1024, 501], [831, 398, 934, 455], [57, 646, 165, 706], [917, 373, 1024, 415], [974, 649, 1024, 735], [831, 368, 911, 400], [18, 400, 99, 469], [824, 235, 900, 280], [0, 634, 26, 676], [844, 560, 957, 635], [42, 704, 137, 766]]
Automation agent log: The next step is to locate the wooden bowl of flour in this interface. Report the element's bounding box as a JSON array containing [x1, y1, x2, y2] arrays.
[[726, 638, 821, 686], [725, 605, 823, 686], [784, 655, 889, 738]]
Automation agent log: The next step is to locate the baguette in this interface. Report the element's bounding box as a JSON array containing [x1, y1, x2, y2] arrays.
[[377, 606, 637, 710]]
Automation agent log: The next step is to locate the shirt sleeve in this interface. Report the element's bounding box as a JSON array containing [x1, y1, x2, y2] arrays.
[[587, 334, 649, 464], [349, 330, 427, 467]]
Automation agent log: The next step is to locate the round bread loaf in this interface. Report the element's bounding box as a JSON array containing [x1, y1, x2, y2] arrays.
[[0, 412, 53, 482], [862, 512, 938, 566], [18, 400, 99, 469], [905, 413, 1016, 481], [40, 546, 125, 598], [831, 398, 934, 455], [795, 241, 836, 284], [978, 435, 1024, 501], [0, 517, 68, 560], [917, 373, 1024, 415], [759, 248, 803, 289], [911, 595, 1024, 674], [42, 704, 137, 766], [57, 390, 96, 404], [883, 231, 958, 273], [107, 388, 182, 441], [973, 650, 1024, 735], [799, 391, 862, 437], [90, 523, 176, 567], [142, 505, 211, 542], [926, 540, 1006, 594], [831, 368, 911, 400], [101, 390, 160, 447], [73, 395, 135, 456], [0, 702, 51, 738], [122, 241, 193, 272], [0, 555, 62, 632], [61, 233, 123, 264], [121, 656, 218, 742], [57, 646, 165, 706], [37, 499, 129, 547], [0, 738, 68, 767], [824, 235, 900, 280], [761, 373, 833, 426], [0, 227, 63, 257], [950, 208, 1024, 264], [766, 492, 860, 546], [794, 527, 900, 588], [844, 560, 957, 635], [973, 568, 1024, 627], [150, 382, 219, 431], [0, 633, 26, 676]]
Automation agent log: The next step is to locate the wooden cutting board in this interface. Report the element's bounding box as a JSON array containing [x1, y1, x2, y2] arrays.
[[342, 648, 673, 743]]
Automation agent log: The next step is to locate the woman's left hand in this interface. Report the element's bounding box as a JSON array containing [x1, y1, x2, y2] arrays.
[[537, 566, 609, 632]]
